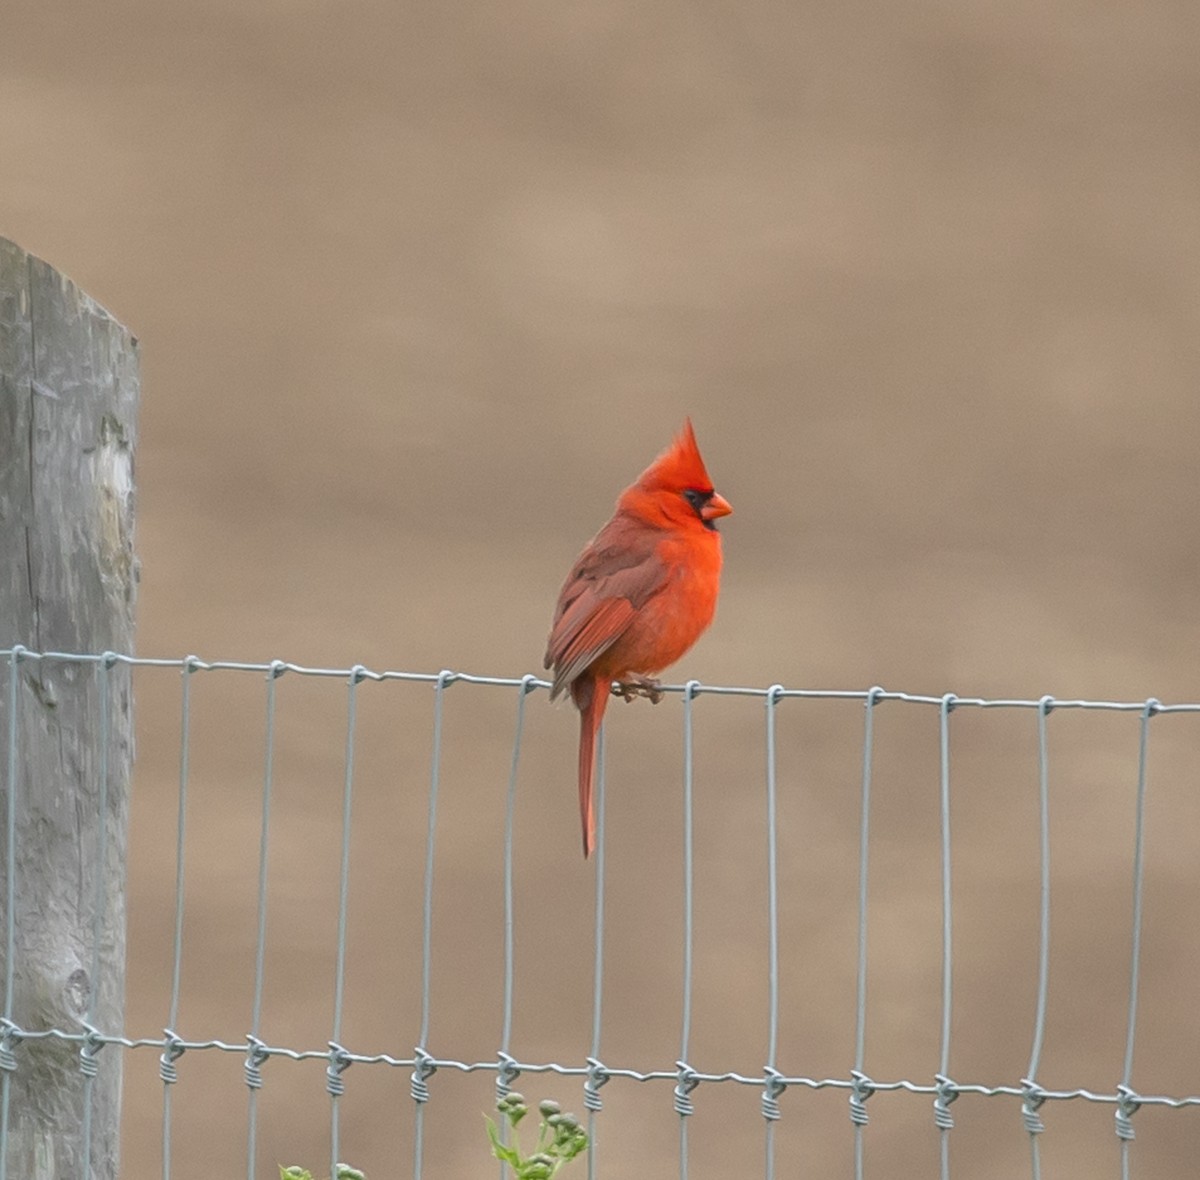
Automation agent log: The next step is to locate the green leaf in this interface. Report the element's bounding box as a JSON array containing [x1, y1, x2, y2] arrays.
[[487, 1116, 522, 1167]]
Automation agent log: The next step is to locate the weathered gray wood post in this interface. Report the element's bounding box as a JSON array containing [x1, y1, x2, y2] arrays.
[[0, 237, 138, 1179]]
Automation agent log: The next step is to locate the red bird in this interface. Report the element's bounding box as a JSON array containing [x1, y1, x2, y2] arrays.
[[545, 420, 732, 857]]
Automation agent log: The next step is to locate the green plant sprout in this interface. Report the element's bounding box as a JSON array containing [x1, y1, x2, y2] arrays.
[[279, 1165, 364, 1180], [487, 1093, 588, 1179], [277, 1091, 584, 1180]]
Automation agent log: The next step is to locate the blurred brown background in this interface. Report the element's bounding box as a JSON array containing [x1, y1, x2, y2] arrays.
[[5, 0, 1200, 1175]]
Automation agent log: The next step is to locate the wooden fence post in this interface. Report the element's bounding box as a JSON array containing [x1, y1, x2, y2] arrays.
[[0, 237, 139, 1179]]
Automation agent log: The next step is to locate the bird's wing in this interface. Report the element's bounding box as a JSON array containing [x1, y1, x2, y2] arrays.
[[544, 520, 668, 697]]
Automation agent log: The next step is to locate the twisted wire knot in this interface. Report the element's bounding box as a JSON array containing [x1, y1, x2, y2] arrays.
[[326, 1042, 352, 1097], [159, 1029, 185, 1084], [79, 1024, 105, 1079], [761, 1067, 786, 1121], [0, 1019, 21, 1072], [1020, 1079, 1046, 1135], [583, 1057, 610, 1112], [1115, 1084, 1140, 1142], [674, 1061, 700, 1117], [495, 1051, 520, 1101], [849, 1070, 875, 1127], [410, 1047, 437, 1104], [244, 1035, 269, 1089], [933, 1074, 958, 1131]]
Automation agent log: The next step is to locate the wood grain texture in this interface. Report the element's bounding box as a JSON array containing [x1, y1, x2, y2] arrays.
[[0, 237, 138, 1180]]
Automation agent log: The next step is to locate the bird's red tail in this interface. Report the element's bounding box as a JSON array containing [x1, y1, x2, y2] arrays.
[[573, 675, 610, 858]]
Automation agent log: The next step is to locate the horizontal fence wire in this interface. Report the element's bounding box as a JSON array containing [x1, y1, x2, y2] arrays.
[[1, 645, 1197, 710], [2, 645, 1198, 1180]]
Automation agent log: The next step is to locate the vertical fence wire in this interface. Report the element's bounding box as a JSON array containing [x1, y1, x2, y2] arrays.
[[501, 683, 530, 1058], [246, 662, 285, 1179], [936, 695, 957, 1180], [412, 671, 452, 1180], [496, 675, 535, 1176], [80, 655, 114, 1178], [851, 689, 883, 1179], [1022, 697, 1054, 1179], [0, 648, 21, 1180], [160, 659, 197, 1180], [677, 683, 700, 1180], [327, 668, 365, 1177], [1117, 701, 1157, 1179], [762, 686, 785, 1180], [586, 725, 607, 1180]]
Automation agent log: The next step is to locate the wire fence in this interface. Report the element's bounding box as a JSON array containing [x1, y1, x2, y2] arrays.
[[1, 646, 1198, 1179]]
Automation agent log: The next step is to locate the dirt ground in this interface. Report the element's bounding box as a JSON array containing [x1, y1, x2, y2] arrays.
[[4, 0, 1200, 1175]]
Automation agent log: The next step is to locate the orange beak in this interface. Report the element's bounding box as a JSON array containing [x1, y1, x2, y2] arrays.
[[701, 492, 733, 522]]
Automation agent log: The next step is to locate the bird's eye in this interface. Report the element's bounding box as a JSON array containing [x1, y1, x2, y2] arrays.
[[682, 488, 711, 513]]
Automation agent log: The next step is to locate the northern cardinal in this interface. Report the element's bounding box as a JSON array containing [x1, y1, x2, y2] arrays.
[[544, 420, 732, 857]]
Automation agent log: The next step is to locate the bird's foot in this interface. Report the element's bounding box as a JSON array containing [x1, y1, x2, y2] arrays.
[[614, 675, 664, 704]]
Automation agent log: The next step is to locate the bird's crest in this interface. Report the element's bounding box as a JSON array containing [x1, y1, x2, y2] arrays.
[[637, 418, 714, 493]]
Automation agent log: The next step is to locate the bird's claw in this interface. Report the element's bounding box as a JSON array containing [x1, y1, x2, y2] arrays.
[[614, 676, 664, 704]]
